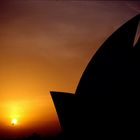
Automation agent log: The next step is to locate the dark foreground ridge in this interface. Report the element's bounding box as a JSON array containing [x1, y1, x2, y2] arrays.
[[50, 14, 140, 139], [0, 132, 64, 140]]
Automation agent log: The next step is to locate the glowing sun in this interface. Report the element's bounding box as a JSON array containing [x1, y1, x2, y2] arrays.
[[11, 118, 17, 126]]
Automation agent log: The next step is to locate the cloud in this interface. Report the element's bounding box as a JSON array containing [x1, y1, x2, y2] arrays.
[[126, 2, 140, 13]]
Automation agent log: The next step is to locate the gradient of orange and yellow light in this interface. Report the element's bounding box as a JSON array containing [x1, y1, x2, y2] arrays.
[[0, 53, 61, 138]]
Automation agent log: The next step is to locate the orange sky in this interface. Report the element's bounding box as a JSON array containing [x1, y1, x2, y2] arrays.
[[0, 0, 140, 138]]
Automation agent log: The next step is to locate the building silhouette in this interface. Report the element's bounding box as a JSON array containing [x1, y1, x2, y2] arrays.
[[50, 14, 140, 139]]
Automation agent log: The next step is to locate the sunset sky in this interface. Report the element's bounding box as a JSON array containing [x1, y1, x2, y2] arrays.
[[0, 0, 140, 139]]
